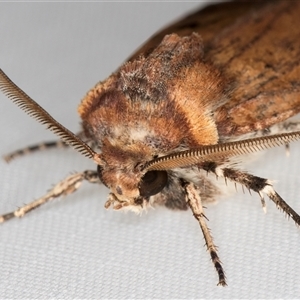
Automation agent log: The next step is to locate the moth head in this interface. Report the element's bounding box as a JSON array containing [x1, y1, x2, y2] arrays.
[[97, 162, 168, 212]]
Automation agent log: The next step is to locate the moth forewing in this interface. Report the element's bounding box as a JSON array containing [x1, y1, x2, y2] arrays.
[[1, 0, 300, 287]]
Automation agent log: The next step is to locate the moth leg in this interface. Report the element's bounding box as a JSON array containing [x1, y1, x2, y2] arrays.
[[3, 140, 68, 162], [0, 170, 99, 223], [184, 182, 226, 286], [3, 131, 93, 163], [217, 167, 300, 226]]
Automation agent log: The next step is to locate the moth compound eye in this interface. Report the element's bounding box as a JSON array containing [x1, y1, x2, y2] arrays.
[[139, 171, 168, 197]]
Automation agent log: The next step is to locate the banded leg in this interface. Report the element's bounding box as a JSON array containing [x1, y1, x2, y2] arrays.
[[3, 131, 91, 163], [0, 170, 99, 223], [221, 168, 300, 226], [184, 182, 226, 286], [3, 140, 68, 162]]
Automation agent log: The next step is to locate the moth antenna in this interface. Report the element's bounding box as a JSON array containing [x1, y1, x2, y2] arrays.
[[0, 69, 102, 165], [144, 131, 300, 171]]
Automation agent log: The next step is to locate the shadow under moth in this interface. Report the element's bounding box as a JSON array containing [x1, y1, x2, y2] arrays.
[[1, 0, 300, 286]]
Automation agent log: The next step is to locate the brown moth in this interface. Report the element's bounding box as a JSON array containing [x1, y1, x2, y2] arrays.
[[1, 0, 300, 286]]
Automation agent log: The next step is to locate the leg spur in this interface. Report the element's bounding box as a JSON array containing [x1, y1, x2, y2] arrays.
[[220, 168, 300, 226]]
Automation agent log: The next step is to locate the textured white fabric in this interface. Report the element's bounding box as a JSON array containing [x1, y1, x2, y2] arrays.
[[1, 2, 300, 299]]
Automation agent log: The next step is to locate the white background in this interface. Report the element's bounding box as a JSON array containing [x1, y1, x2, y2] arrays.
[[1, 2, 300, 299]]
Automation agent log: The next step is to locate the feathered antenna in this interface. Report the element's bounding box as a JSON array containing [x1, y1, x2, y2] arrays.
[[144, 131, 300, 171], [0, 69, 103, 165]]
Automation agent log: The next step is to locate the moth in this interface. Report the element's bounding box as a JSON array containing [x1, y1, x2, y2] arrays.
[[1, 0, 300, 286]]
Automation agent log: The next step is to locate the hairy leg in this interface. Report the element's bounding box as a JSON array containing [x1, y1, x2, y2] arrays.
[[0, 170, 99, 223], [184, 181, 226, 286], [220, 168, 300, 226], [201, 161, 300, 226]]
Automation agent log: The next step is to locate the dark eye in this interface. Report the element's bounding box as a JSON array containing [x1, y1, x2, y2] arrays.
[[139, 171, 168, 197]]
